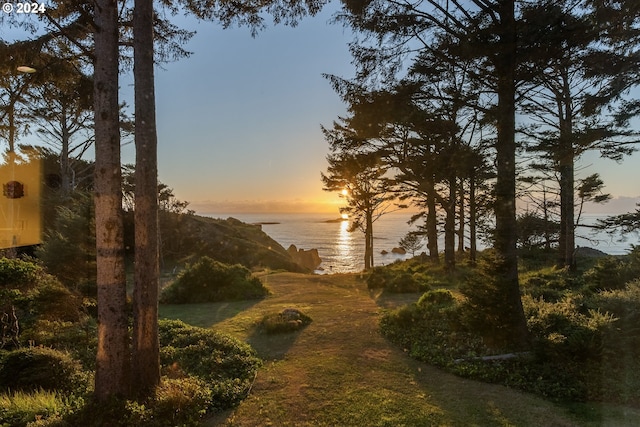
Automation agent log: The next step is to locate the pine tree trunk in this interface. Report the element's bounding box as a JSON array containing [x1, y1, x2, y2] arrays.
[[93, 0, 130, 400], [557, 69, 576, 271], [457, 178, 465, 254], [426, 175, 439, 263], [469, 172, 477, 264], [492, 0, 529, 351], [364, 210, 374, 270], [444, 176, 456, 269], [60, 107, 72, 196], [132, 0, 161, 398]]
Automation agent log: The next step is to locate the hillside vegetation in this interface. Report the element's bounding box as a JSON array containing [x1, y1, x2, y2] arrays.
[[157, 214, 306, 273]]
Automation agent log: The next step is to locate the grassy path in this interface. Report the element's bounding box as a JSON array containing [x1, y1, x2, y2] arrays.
[[161, 272, 638, 426]]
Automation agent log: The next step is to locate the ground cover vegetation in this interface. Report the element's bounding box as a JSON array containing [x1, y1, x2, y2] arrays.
[[379, 248, 640, 405], [0, 258, 262, 426], [161, 272, 640, 426]]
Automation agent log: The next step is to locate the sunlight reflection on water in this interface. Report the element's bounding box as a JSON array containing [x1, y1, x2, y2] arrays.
[[203, 212, 636, 274], [205, 213, 415, 273]]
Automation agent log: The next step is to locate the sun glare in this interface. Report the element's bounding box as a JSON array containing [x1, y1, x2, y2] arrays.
[[341, 189, 348, 196], [341, 213, 349, 220]]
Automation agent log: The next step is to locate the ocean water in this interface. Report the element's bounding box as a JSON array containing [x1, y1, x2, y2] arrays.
[[205, 212, 638, 273]]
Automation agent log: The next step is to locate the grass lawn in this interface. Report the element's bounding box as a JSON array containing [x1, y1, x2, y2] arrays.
[[159, 272, 640, 426]]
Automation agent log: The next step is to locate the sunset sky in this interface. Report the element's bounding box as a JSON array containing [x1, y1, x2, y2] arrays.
[[122, 5, 639, 216], [120, 5, 354, 214], [4, 4, 640, 215]]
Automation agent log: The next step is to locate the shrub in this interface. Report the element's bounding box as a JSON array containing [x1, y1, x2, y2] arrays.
[[417, 289, 456, 307], [583, 246, 640, 291], [459, 268, 525, 350], [381, 291, 483, 368], [521, 267, 585, 302], [160, 257, 269, 303], [35, 193, 96, 288], [158, 319, 261, 410], [22, 318, 98, 370], [367, 267, 429, 293], [366, 266, 391, 289], [0, 259, 84, 350], [0, 258, 40, 286], [151, 377, 212, 425], [381, 252, 640, 404], [386, 271, 423, 293], [0, 347, 89, 394], [260, 308, 312, 334]]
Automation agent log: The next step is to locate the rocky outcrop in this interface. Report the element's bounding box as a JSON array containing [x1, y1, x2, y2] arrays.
[[391, 247, 407, 255], [160, 213, 306, 272], [287, 244, 322, 271]]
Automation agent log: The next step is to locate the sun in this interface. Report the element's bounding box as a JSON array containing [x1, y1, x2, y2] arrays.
[[341, 213, 349, 220], [341, 188, 348, 196]]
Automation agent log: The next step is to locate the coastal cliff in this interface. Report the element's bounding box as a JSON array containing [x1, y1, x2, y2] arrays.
[[158, 213, 308, 272]]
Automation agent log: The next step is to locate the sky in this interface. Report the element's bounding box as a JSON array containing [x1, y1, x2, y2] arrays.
[[120, 4, 355, 215], [120, 3, 640, 216], [4, 3, 640, 215]]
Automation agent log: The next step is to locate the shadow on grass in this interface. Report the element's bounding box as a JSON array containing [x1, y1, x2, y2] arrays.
[[245, 323, 309, 361], [159, 299, 262, 328]]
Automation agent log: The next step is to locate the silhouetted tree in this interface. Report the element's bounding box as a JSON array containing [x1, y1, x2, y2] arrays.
[[322, 151, 395, 270], [399, 232, 424, 257], [519, 1, 639, 271], [337, 0, 530, 348]]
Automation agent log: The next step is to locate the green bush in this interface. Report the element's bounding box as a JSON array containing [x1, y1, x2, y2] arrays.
[[0, 258, 84, 350], [151, 377, 212, 425], [381, 254, 640, 403], [22, 318, 98, 370], [386, 271, 424, 293], [35, 193, 96, 288], [367, 267, 429, 293], [260, 308, 312, 334], [583, 246, 640, 291], [0, 258, 40, 286], [521, 267, 585, 302], [0, 347, 89, 394], [158, 319, 261, 411], [417, 289, 456, 307], [160, 257, 269, 303], [458, 261, 527, 350], [366, 266, 391, 289]]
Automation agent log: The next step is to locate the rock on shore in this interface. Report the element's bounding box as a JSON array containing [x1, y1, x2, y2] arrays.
[[287, 244, 322, 271]]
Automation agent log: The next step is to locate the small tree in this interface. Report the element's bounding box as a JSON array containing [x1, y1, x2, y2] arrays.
[[399, 232, 424, 257], [322, 151, 395, 270]]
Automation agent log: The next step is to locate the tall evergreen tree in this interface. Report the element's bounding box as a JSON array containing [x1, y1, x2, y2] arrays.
[[338, 0, 529, 347], [131, 0, 161, 398], [93, 0, 130, 399], [519, 1, 639, 270]]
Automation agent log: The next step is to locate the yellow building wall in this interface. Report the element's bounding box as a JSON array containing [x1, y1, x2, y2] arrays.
[[0, 160, 42, 249]]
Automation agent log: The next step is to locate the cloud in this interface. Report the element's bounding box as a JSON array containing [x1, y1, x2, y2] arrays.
[[583, 195, 640, 215]]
